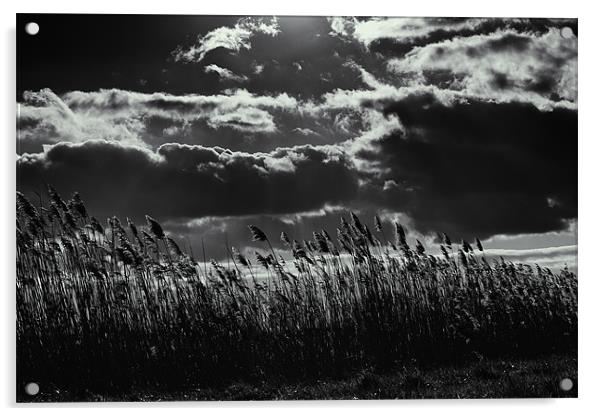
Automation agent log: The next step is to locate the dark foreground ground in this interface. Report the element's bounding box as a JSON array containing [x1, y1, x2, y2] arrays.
[[19, 353, 577, 402]]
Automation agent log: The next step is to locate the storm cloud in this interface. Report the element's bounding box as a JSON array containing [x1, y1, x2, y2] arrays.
[[356, 92, 577, 239], [17, 140, 359, 222]]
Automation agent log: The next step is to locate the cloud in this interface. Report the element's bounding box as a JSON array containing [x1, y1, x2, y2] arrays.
[[17, 140, 359, 223], [291, 127, 317, 136], [303, 71, 573, 122], [17, 88, 300, 153], [355, 91, 577, 240], [388, 28, 577, 104], [62, 88, 297, 115], [483, 221, 577, 249], [18, 89, 147, 153], [483, 245, 577, 271], [484, 244, 575, 260], [328, 17, 576, 55], [292, 62, 303, 72], [205, 107, 277, 133], [252, 63, 265, 74], [308, 55, 575, 122], [17, 87, 367, 155], [329, 17, 487, 47], [173, 17, 280, 63], [204, 64, 249, 82]]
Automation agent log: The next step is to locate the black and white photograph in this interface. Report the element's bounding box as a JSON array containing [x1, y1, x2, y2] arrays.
[[15, 13, 577, 402]]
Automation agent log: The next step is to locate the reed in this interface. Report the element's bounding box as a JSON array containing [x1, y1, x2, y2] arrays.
[[16, 189, 577, 392]]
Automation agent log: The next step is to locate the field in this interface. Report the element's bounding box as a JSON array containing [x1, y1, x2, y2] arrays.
[[16, 189, 578, 401], [20, 355, 577, 401]]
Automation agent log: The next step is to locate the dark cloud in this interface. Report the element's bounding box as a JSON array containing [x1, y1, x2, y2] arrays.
[[356, 92, 577, 239], [17, 141, 359, 223]]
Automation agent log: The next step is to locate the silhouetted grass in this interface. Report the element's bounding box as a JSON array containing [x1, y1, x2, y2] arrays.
[[16, 188, 577, 398]]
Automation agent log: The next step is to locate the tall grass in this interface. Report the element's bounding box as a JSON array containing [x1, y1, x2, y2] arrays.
[[16, 188, 577, 392]]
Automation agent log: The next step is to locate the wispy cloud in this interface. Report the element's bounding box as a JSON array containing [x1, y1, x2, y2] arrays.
[[18, 89, 147, 152], [17, 88, 299, 152], [483, 245, 577, 270], [204, 64, 249, 83], [173, 17, 280, 63], [329, 17, 487, 46]]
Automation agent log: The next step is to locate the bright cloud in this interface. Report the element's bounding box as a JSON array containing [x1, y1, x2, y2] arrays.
[[173, 16, 280, 63], [388, 28, 577, 104], [204, 64, 249, 82]]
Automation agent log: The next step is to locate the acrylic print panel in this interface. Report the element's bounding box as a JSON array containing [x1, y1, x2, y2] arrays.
[[16, 14, 578, 402]]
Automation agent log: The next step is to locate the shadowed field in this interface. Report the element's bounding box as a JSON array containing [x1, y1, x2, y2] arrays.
[[19, 354, 577, 401], [16, 189, 577, 401]]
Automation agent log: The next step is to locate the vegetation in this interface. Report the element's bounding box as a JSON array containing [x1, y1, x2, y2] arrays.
[[16, 188, 577, 399]]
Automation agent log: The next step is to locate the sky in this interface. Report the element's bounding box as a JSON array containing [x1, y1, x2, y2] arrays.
[[16, 14, 578, 270]]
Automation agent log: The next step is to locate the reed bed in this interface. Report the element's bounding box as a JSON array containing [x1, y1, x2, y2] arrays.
[[16, 189, 577, 392]]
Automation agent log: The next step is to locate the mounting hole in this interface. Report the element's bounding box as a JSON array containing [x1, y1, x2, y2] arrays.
[[24, 382, 40, 395], [559, 378, 573, 391], [560, 27, 574, 39], [25, 22, 39, 36]]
